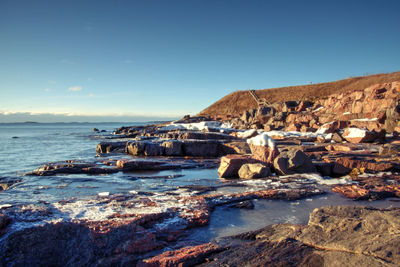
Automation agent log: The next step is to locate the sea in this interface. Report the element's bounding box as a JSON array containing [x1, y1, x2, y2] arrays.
[[1, 122, 400, 241]]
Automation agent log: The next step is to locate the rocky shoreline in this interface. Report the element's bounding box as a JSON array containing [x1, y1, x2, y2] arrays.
[[1, 81, 400, 266]]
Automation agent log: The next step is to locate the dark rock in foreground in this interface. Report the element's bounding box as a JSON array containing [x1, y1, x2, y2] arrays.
[[198, 206, 400, 266]]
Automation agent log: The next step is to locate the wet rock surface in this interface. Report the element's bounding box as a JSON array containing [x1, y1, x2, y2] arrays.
[[198, 206, 400, 266], [0, 179, 324, 266]]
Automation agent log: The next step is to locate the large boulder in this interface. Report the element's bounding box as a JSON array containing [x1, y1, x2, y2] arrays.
[[238, 163, 271, 179], [273, 149, 316, 175], [341, 128, 379, 143], [247, 133, 279, 164], [218, 155, 258, 178]]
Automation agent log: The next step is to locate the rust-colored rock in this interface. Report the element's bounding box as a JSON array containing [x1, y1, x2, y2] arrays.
[[332, 157, 394, 176], [332, 184, 400, 200], [248, 144, 279, 164], [137, 243, 223, 267], [342, 127, 379, 143], [217, 155, 258, 178]]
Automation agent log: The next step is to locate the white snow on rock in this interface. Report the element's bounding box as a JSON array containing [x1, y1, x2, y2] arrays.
[[351, 118, 378, 122], [247, 132, 276, 149], [160, 121, 233, 132], [263, 130, 330, 139], [343, 128, 368, 138], [237, 129, 258, 139], [98, 192, 110, 197], [316, 121, 334, 134]]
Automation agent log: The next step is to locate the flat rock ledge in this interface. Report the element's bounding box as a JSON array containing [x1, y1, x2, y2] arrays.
[[189, 206, 399, 267]]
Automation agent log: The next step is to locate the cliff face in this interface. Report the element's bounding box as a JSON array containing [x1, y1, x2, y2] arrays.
[[199, 71, 400, 117]]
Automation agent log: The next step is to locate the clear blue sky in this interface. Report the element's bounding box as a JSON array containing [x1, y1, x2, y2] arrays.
[[1, 0, 399, 122]]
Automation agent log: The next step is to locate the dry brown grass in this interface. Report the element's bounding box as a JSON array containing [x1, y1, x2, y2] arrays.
[[199, 71, 400, 116]]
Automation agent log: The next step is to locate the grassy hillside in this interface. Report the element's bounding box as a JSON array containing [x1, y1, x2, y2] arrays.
[[199, 71, 400, 117]]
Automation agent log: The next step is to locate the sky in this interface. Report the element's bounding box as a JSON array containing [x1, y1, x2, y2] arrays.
[[1, 0, 399, 122]]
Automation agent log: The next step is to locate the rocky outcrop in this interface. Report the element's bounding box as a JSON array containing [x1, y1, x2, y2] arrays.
[[223, 81, 400, 133], [273, 149, 316, 175], [25, 161, 119, 176]]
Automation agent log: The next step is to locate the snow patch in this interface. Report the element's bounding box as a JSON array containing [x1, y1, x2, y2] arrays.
[[237, 129, 258, 139], [160, 121, 233, 132], [344, 128, 368, 138], [247, 133, 276, 149], [351, 118, 378, 122]]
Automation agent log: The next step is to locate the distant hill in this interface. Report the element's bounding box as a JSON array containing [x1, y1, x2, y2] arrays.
[[199, 71, 400, 117]]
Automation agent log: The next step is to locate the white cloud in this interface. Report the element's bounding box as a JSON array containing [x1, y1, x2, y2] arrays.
[[44, 88, 51, 92], [124, 59, 133, 64], [48, 80, 57, 84], [87, 77, 93, 81], [68, 86, 82, 92]]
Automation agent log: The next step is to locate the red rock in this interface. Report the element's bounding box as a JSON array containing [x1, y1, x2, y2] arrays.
[[217, 155, 258, 178], [325, 144, 358, 152], [333, 184, 400, 200], [332, 185, 370, 199], [285, 123, 300, 132], [248, 144, 279, 164], [332, 157, 394, 176], [137, 243, 223, 267]]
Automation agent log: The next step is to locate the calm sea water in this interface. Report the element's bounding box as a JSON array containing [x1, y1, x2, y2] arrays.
[[1, 122, 400, 241]]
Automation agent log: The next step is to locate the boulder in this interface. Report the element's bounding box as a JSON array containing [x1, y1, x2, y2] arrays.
[[96, 142, 126, 154], [218, 155, 258, 178], [273, 149, 316, 175], [247, 133, 279, 164], [342, 128, 379, 143], [238, 163, 271, 179], [161, 141, 183, 156]]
